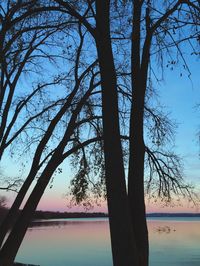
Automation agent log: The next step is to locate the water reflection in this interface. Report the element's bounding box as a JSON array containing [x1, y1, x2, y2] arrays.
[[17, 218, 112, 266], [148, 219, 200, 266], [29, 218, 108, 228], [16, 218, 200, 266]]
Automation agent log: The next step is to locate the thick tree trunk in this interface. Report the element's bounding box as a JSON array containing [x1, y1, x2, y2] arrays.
[[128, 54, 149, 266], [128, 101, 149, 266], [95, 1, 138, 265], [128, 63, 149, 266], [128, 1, 151, 265]]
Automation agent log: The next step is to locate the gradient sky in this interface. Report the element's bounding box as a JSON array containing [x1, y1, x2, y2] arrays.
[[3, 58, 199, 214], [39, 55, 200, 213], [1, 37, 199, 214]]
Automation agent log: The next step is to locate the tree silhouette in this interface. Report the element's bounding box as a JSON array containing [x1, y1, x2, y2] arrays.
[[0, 1, 199, 265], [0, 0, 75, 250], [0, 18, 104, 264]]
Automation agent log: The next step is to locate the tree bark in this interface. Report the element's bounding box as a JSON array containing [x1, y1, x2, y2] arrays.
[[95, 1, 138, 265]]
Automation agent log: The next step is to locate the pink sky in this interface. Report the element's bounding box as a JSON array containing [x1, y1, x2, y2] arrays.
[[3, 180, 199, 214], [35, 190, 199, 213], [4, 190, 199, 213], [4, 166, 199, 214]]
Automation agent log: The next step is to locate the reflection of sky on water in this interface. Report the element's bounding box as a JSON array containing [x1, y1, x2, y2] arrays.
[[16, 218, 200, 266], [148, 220, 200, 266], [17, 218, 112, 266]]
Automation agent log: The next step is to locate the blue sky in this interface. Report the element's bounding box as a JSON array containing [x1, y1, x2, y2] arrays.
[[1, 12, 199, 213], [4, 56, 199, 214], [1, 53, 199, 213], [158, 56, 200, 184]]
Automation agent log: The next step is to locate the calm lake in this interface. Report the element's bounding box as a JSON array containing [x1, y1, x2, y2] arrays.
[[16, 217, 200, 266]]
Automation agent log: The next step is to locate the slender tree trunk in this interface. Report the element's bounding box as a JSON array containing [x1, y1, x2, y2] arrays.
[[0, 82, 93, 263], [0, 169, 37, 248], [95, 1, 138, 265], [0, 83, 78, 248], [0, 156, 60, 265]]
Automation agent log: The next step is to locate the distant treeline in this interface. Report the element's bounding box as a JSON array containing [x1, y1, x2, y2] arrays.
[[146, 213, 200, 217], [33, 211, 200, 219], [1, 209, 200, 225], [34, 211, 108, 220], [0, 209, 108, 225]]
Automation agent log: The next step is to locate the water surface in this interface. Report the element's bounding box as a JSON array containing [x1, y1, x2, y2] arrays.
[[16, 217, 200, 266]]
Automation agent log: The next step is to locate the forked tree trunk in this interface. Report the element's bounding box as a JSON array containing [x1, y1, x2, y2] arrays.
[[95, 1, 138, 265]]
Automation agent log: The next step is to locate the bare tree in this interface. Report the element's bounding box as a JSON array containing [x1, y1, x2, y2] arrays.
[[0, 0, 73, 160], [53, 1, 199, 266], [126, 1, 200, 266], [0, 20, 104, 264], [0, 1, 199, 265], [0, 0, 75, 250]]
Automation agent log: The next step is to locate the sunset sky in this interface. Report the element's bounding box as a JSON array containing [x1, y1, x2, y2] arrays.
[[39, 54, 199, 213], [39, 55, 199, 213], [4, 65, 199, 214], [1, 41, 199, 215]]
